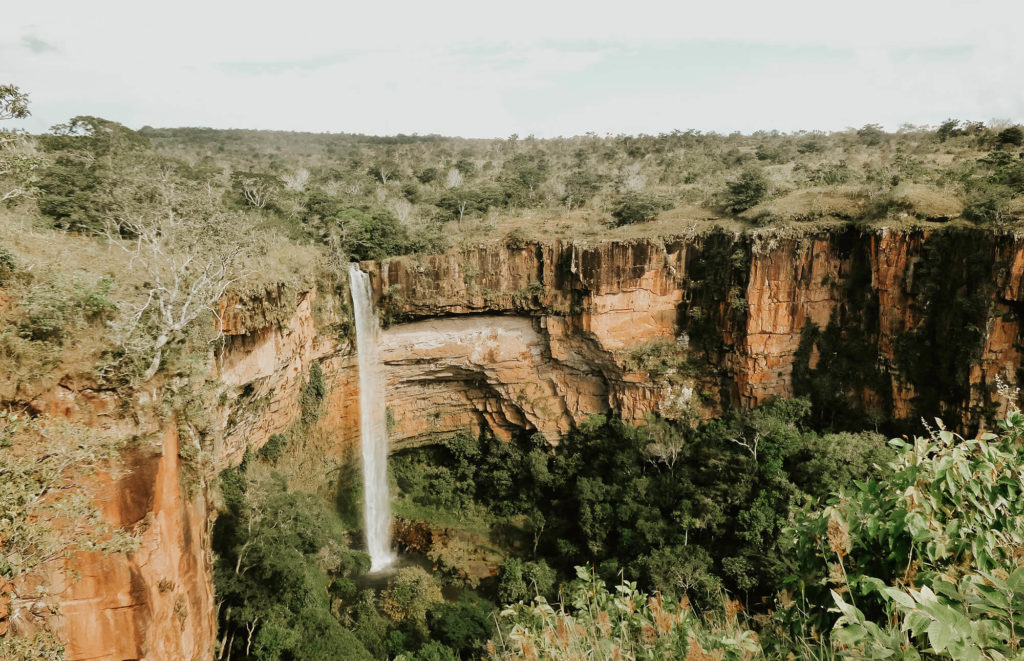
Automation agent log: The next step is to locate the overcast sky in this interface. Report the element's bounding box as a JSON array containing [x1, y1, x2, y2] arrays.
[[3, 0, 1023, 138]]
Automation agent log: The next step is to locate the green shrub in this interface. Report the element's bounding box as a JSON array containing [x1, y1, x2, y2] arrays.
[[0, 632, 66, 660], [996, 125, 1023, 147], [415, 167, 440, 184], [491, 565, 761, 660], [36, 115, 148, 233], [754, 142, 792, 163], [299, 362, 326, 424], [212, 466, 372, 661], [380, 566, 444, 633], [403, 641, 459, 661], [963, 182, 1012, 224], [436, 186, 503, 222], [786, 411, 1024, 658], [796, 135, 827, 153], [401, 181, 421, 202], [499, 152, 549, 207], [497, 557, 556, 604], [856, 123, 887, 146], [723, 167, 769, 214], [18, 274, 116, 342], [561, 169, 603, 209], [351, 591, 391, 658], [34, 157, 105, 231], [427, 595, 496, 658], [787, 431, 891, 499], [803, 160, 853, 185], [610, 191, 669, 225], [427, 535, 482, 588], [0, 244, 15, 284], [982, 150, 1024, 194], [258, 433, 288, 462], [936, 118, 972, 142], [637, 544, 722, 605], [336, 207, 412, 261], [230, 169, 283, 210], [301, 188, 346, 227]]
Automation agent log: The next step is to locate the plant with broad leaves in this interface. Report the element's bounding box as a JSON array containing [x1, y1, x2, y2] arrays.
[[785, 409, 1024, 659]]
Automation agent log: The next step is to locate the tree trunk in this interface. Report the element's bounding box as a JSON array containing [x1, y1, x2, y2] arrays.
[[246, 617, 258, 656], [218, 606, 232, 660], [141, 333, 169, 383]]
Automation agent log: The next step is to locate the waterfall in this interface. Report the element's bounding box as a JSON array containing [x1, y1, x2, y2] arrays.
[[348, 264, 396, 572]]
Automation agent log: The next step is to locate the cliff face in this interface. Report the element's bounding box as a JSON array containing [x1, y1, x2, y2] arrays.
[[367, 227, 1024, 433], [214, 227, 1024, 459], [30, 227, 1024, 658], [33, 425, 215, 661]]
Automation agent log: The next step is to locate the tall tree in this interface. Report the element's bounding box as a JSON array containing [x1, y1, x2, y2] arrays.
[[0, 85, 40, 203]]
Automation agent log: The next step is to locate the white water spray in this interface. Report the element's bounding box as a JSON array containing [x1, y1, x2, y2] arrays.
[[349, 264, 396, 572]]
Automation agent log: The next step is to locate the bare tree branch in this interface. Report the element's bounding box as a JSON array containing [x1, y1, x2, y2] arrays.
[[100, 178, 255, 383]]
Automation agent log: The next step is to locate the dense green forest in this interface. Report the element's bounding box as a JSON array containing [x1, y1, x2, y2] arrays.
[[5, 82, 1024, 660]]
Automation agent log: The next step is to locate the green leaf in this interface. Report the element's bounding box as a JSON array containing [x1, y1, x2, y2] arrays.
[[861, 576, 887, 593], [932, 578, 960, 601], [831, 589, 863, 621], [1007, 566, 1024, 593], [883, 586, 916, 609], [979, 570, 1010, 592], [865, 645, 896, 659], [976, 583, 1011, 612], [926, 619, 953, 653], [936, 603, 969, 632], [904, 611, 931, 637], [907, 512, 931, 541]]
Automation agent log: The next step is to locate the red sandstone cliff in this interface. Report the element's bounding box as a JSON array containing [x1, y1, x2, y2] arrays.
[[45, 424, 215, 661]]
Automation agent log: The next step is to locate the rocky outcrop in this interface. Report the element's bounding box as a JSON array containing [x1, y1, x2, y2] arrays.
[[380, 316, 606, 443], [217, 290, 336, 464], [736, 236, 840, 405], [42, 425, 215, 661], [212, 247, 681, 453]]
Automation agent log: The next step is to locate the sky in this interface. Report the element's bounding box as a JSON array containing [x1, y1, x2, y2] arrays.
[[3, 0, 1023, 138]]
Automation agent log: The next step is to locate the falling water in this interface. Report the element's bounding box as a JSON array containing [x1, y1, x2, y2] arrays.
[[348, 264, 396, 572]]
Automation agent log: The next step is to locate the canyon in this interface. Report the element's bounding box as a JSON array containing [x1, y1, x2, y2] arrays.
[[15, 226, 1024, 659]]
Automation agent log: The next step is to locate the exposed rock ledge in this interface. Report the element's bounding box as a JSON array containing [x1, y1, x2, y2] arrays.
[[380, 315, 608, 444]]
